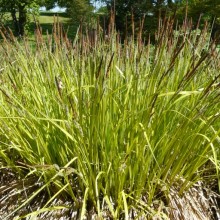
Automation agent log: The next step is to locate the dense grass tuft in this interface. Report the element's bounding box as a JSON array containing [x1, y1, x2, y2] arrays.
[[0, 19, 220, 219]]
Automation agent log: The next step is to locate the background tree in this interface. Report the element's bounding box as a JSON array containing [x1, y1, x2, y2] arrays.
[[98, 0, 220, 40], [0, 0, 45, 36], [98, 0, 176, 39], [64, 0, 93, 23], [1, 0, 219, 38], [175, 0, 220, 40], [175, 0, 220, 23], [0, 0, 94, 36]]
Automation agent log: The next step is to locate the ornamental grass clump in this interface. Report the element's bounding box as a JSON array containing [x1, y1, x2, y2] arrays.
[[0, 18, 220, 219]]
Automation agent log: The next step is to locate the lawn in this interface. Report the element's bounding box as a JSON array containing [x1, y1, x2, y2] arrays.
[[36, 12, 76, 36], [1, 11, 78, 41]]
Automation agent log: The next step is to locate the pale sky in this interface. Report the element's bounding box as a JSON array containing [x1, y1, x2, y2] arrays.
[[40, 1, 105, 12], [40, 6, 66, 12]]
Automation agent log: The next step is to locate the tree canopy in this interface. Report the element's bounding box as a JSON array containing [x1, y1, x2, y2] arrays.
[[96, 0, 220, 40], [0, 0, 56, 36], [0, 0, 92, 36]]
